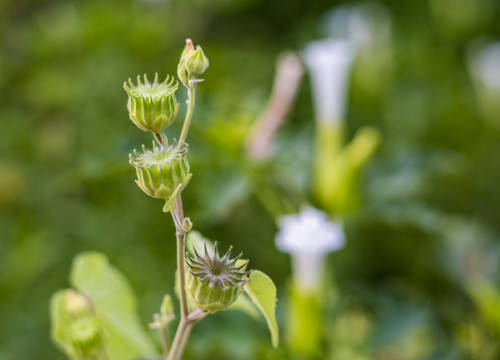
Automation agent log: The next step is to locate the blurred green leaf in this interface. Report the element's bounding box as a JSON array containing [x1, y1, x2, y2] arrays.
[[70, 252, 156, 359], [228, 292, 260, 319], [186, 230, 214, 256], [244, 270, 279, 348]]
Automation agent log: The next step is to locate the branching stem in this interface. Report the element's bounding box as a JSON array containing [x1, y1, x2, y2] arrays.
[[166, 83, 202, 360]]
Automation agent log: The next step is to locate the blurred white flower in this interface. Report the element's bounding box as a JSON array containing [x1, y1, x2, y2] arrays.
[[467, 39, 500, 130], [468, 41, 500, 91], [275, 206, 344, 291], [321, 3, 392, 49], [302, 39, 355, 125], [316, 2, 393, 96]]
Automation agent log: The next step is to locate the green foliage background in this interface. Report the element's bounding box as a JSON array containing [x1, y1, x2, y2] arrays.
[[1, 0, 500, 359]]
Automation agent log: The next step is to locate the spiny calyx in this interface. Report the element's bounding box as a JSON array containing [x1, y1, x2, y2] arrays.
[[129, 134, 192, 212], [123, 73, 179, 133], [186, 243, 250, 313]]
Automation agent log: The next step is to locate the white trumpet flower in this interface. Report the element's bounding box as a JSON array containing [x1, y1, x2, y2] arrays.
[[275, 207, 344, 292], [302, 39, 355, 125]]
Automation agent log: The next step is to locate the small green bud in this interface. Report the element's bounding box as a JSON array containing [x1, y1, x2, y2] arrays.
[[123, 73, 179, 133], [185, 46, 209, 77], [129, 135, 192, 212], [183, 217, 193, 232], [177, 39, 209, 88], [68, 317, 103, 357], [160, 294, 175, 325], [186, 242, 250, 313]]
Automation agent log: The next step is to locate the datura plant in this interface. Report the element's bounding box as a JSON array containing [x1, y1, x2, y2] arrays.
[[50, 39, 278, 360]]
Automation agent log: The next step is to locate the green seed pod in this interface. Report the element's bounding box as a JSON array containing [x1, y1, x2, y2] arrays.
[[129, 135, 192, 212], [123, 73, 179, 133], [186, 243, 250, 313], [68, 316, 103, 357]]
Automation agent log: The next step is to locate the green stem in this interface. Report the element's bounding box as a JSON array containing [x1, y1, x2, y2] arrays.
[[166, 309, 207, 360], [166, 194, 192, 360], [174, 194, 189, 318], [166, 318, 190, 360], [166, 81, 201, 360], [155, 314, 170, 357], [178, 84, 196, 148], [174, 322, 193, 360]]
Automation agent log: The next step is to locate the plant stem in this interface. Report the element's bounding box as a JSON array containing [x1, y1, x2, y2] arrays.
[[166, 318, 191, 360], [178, 84, 195, 148], [175, 324, 193, 360], [166, 309, 207, 360], [159, 322, 170, 356], [174, 194, 189, 318], [166, 81, 200, 360], [154, 132, 165, 146]]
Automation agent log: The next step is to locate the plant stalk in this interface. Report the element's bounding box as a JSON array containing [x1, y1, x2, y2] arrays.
[[174, 195, 189, 318], [166, 82, 199, 360], [166, 318, 190, 360], [178, 84, 195, 148]]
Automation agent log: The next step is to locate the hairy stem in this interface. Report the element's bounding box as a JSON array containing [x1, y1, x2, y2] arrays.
[[175, 324, 193, 360], [166, 318, 190, 360], [178, 84, 196, 148], [159, 322, 169, 356], [166, 309, 207, 360], [174, 195, 189, 318]]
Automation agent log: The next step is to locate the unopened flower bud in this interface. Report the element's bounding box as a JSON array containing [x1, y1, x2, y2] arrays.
[[186, 243, 250, 313], [177, 39, 194, 88], [123, 73, 179, 133], [129, 135, 192, 212], [185, 46, 209, 77], [183, 217, 193, 232], [177, 39, 209, 87]]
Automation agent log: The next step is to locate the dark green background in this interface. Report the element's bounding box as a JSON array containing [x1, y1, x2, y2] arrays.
[[1, 0, 500, 358]]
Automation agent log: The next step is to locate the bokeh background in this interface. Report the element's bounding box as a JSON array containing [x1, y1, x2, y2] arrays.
[[2, 0, 500, 359]]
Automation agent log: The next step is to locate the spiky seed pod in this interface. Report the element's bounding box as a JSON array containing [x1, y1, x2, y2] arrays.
[[129, 135, 192, 212], [186, 242, 250, 313], [123, 73, 179, 133], [68, 316, 103, 357]]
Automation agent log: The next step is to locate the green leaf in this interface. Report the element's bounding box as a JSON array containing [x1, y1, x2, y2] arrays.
[[228, 292, 260, 319], [70, 252, 156, 360], [244, 270, 279, 348]]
